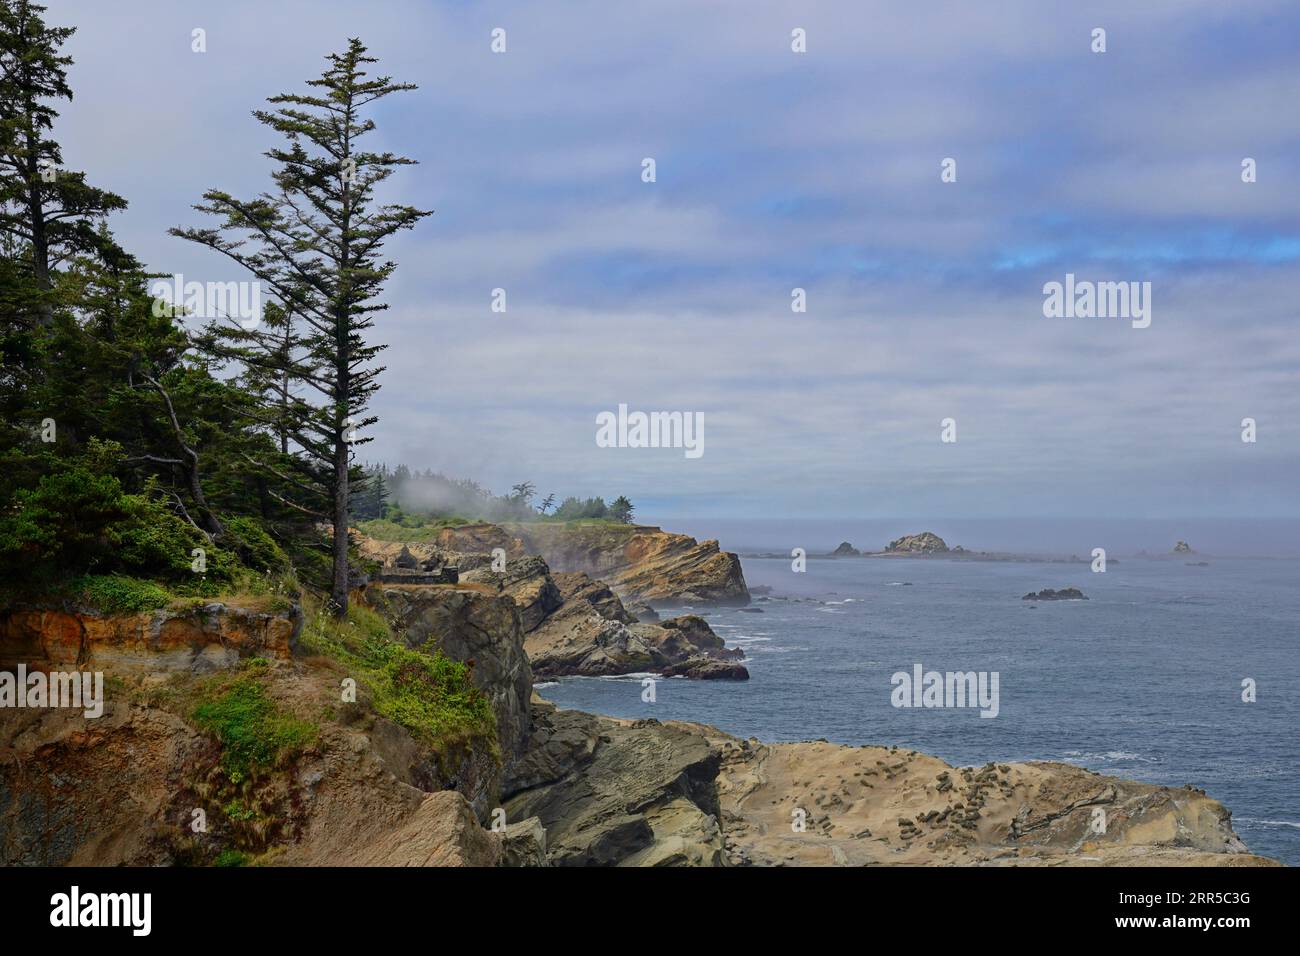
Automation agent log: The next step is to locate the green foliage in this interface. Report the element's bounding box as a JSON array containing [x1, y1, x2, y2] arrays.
[[0, 442, 248, 592], [551, 496, 609, 520], [214, 849, 250, 868], [191, 660, 317, 784], [300, 603, 498, 760], [71, 574, 172, 613], [608, 495, 635, 524], [223, 516, 289, 573]]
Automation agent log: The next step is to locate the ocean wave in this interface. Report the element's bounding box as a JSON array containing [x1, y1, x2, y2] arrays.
[[590, 671, 658, 681], [1062, 750, 1159, 764], [1236, 818, 1300, 830]]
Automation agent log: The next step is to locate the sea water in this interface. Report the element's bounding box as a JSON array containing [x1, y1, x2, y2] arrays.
[[541, 547, 1300, 865]]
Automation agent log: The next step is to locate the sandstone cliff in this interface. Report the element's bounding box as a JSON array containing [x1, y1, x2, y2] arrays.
[[360, 583, 533, 761], [358, 532, 749, 680], [503, 698, 1276, 867], [501, 522, 750, 607], [0, 601, 299, 674], [0, 595, 1276, 868], [523, 572, 746, 679]]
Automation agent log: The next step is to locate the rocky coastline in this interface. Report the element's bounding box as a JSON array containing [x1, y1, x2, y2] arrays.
[[0, 520, 1275, 867]]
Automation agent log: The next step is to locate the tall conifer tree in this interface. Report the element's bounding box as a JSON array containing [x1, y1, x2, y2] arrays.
[[174, 39, 430, 614]]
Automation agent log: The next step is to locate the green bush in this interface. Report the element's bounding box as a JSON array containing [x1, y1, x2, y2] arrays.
[[191, 661, 317, 783], [214, 849, 250, 867], [223, 516, 289, 573], [0, 446, 242, 588], [72, 574, 173, 613]]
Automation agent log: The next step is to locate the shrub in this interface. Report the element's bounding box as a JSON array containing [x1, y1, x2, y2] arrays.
[[191, 661, 317, 783], [72, 574, 173, 613], [222, 516, 289, 574]]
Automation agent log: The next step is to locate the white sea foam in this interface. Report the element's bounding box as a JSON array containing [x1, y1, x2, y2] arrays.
[[1237, 819, 1300, 829]]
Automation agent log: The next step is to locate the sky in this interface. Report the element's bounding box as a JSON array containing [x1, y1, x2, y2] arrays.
[[51, 0, 1300, 520]]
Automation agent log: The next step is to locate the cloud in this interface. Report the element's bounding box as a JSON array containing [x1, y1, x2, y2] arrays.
[[52, 0, 1300, 518]]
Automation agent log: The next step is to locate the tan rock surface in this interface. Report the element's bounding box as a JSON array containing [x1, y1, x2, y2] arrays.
[[0, 603, 298, 675]]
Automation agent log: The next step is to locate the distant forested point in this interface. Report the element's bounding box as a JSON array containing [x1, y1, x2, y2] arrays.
[[356, 465, 635, 526]]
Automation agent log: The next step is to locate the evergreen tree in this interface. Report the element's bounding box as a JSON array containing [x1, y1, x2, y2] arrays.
[[0, 0, 127, 321], [173, 39, 431, 615], [609, 495, 634, 524]]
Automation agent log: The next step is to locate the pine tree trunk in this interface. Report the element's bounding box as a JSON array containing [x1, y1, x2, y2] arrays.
[[329, 428, 350, 615]]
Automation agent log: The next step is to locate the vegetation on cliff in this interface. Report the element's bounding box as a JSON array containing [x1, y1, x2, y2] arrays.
[[191, 659, 318, 784], [299, 601, 499, 763]]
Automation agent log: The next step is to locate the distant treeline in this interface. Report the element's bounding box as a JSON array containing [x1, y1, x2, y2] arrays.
[[358, 465, 634, 524]]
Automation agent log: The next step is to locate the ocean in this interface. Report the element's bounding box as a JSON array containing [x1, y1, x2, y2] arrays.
[[540, 537, 1300, 866]]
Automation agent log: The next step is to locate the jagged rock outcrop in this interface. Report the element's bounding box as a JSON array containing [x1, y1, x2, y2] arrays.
[[885, 532, 949, 554], [502, 522, 749, 607], [626, 600, 659, 623], [831, 542, 860, 556], [499, 816, 549, 867], [712, 738, 1271, 866], [1173, 541, 1194, 554], [661, 657, 750, 680], [359, 520, 749, 607], [524, 573, 746, 679], [0, 602, 300, 675], [500, 698, 1276, 867], [1022, 588, 1088, 601], [362, 584, 533, 762], [550, 572, 635, 625], [460, 556, 564, 632], [502, 700, 725, 866]]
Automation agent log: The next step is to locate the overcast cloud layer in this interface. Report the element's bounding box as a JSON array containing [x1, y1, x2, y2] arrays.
[[53, 0, 1300, 518]]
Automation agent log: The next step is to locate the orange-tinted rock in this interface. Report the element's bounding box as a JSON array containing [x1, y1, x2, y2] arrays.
[[0, 603, 298, 674]]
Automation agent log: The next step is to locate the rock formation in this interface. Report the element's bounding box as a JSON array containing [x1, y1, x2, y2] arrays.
[[498, 699, 1274, 867], [831, 542, 860, 556], [0, 601, 300, 675], [362, 584, 534, 762], [359, 520, 750, 608], [1173, 541, 1194, 554], [1022, 588, 1088, 601], [0, 593, 1274, 868], [503, 522, 750, 606], [522, 572, 747, 679], [885, 532, 949, 554]]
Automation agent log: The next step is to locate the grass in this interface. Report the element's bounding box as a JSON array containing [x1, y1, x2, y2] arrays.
[[190, 659, 318, 784], [299, 601, 499, 762]]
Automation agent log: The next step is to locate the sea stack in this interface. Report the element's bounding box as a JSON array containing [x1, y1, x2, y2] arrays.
[[886, 532, 949, 554]]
